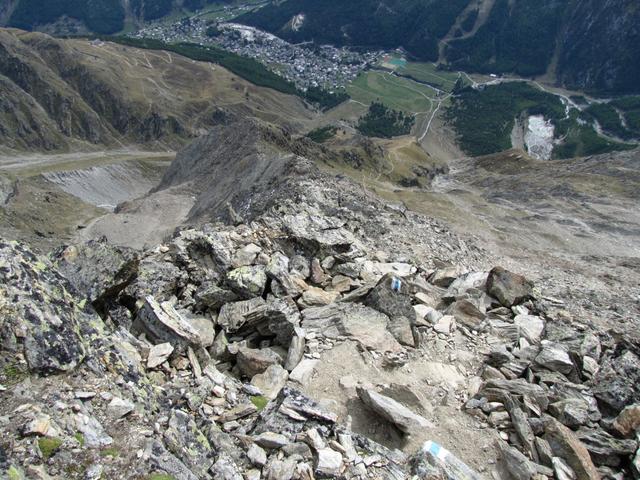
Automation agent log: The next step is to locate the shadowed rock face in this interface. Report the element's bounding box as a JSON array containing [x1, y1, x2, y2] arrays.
[[155, 118, 340, 222]]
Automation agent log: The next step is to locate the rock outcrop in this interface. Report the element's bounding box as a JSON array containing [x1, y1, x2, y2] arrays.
[[1, 121, 639, 480]]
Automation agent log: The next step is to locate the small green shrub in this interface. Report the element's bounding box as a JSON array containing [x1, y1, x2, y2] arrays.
[[250, 395, 269, 411], [38, 437, 63, 460]]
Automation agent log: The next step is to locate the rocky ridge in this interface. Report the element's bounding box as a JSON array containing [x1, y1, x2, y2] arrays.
[[1, 134, 640, 480]]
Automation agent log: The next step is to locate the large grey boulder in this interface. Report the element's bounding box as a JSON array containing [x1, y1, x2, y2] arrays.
[[535, 343, 574, 374], [226, 265, 267, 298], [486, 266, 534, 307], [136, 296, 202, 350], [364, 273, 415, 321], [592, 349, 640, 414], [302, 303, 402, 352]]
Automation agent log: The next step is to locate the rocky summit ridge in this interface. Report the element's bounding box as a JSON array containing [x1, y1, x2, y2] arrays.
[[1, 121, 640, 480]]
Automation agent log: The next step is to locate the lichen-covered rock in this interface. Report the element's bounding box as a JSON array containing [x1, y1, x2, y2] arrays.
[[226, 265, 267, 298], [0, 239, 101, 374], [164, 409, 214, 477]]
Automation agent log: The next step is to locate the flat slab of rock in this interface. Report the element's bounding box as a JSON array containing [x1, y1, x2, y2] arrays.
[[535, 343, 574, 374], [137, 296, 202, 348], [429, 267, 462, 287], [444, 271, 488, 300], [513, 314, 545, 344], [107, 397, 135, 418], [254, 432, 290, 449], [357, 387, 433, 433], [446, 299, 486, 330], [315, 448, 343, 477], [147, 342, 174, 368], [217, 297, 267, 333], [302, 303, 402, 352], [543, 417, 600, 480], [298, 287, 340, 308], [289, 359, 318, 386], [251, 364, 289, 400]]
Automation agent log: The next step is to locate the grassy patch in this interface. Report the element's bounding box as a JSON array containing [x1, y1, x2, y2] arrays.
[[7, 465, 24, 480], [306, 126, 337, 143], [74, 432, 85, 447], [146, 474, 176, 480], [347, 72, 436, 113], [250, 395, 269, 411], [38, 437, 63, 460], [2, 362, 28, 385], [100, 446, 120, 458], [396, 62, 459, 91]]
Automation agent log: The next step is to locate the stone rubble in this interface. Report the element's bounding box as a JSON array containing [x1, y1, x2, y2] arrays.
[[0, 153, 639, 480]]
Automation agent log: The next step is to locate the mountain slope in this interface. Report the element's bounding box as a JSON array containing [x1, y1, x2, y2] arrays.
[[0, 29, 312, 153], [239, 0, 640, 94], [557, 0, 640, 94], [238, 0, 472, 62]]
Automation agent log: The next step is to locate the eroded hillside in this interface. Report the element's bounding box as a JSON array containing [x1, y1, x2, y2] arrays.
[[0, 29, 312, 154]]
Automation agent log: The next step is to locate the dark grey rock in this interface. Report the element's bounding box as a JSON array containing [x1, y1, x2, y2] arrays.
[[576, 427, 638, 467], [486, 266, 534, 307]]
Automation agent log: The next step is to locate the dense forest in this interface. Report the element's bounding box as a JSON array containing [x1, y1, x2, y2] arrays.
[[240, 0, 640, 94], [238, 0, 472, 61], [357, 102, 415, 138], [444, 0, 566, 77], [9, 0, 126, 34], [445, 82, 565, 156], [5, 0, 640, 94], [446, 82, 636, 158], [6, 0, 233, 33], [130, 0, 173, 21]]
